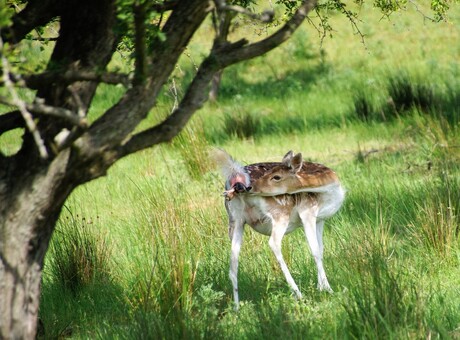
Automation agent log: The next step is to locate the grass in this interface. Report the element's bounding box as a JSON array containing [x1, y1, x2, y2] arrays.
[[1, 2, 459, 339], [47, 212, 113, 294], [40, 117, 459, 340]]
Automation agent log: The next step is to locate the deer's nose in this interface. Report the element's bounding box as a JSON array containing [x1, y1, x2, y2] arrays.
[[233, 182, 252, 193], [233, 182, 246, 193]]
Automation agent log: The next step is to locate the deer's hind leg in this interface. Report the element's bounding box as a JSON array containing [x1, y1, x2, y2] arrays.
[[299, 208, 333, 293], [268, 217, 303, 299]]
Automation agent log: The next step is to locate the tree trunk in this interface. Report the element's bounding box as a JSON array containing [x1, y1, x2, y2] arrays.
[[0, 150, 74, 339], [0, 1, 117, 338]]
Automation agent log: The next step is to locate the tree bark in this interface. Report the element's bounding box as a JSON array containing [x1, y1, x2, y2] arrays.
[[208, 9, 233, 102], [0, 151, 74, 339]]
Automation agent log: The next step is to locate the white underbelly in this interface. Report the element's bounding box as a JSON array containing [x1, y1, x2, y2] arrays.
[[246, 215, 302, 236]]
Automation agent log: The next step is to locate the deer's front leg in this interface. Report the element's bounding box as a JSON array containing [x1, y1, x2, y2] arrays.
[[269, 218, 303, 299], [229, 219, 244, 309], [226, 198, 245, 309]]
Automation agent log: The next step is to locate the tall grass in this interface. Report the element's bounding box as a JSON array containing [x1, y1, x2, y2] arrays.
[[223, 109, 261, 139], [407, 171, 460, 258], [352, 70, 460, 124], [341, 224, 425, 338], [46, 212, 113, 294], [172, 117, 213, 180]]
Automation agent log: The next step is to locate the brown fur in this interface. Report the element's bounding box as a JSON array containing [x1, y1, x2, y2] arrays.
[[247, 161, 339, 194]]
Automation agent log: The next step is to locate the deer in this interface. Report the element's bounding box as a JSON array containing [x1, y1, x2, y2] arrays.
[[215, 149, 345, 308]]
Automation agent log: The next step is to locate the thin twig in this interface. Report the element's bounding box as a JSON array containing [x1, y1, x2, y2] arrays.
[[183, 48, 199, 72], [337, 3, 365, 45], [51, 87, 89, 151], [0, 96, 87, 127], [170, 77, 179, 113], [5, 70, 131, 89], [312, 8, 329, 46], [68, 87, 86, 120], [407, 0, 436, 22], [27, 36, 58, 42], [0, 38, 48, 158]]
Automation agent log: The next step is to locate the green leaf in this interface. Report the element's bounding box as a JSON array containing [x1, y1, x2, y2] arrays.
[[0, 0, 14, 27]]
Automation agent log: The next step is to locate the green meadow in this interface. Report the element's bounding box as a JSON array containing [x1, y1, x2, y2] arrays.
[[1, 4, 459, 339]]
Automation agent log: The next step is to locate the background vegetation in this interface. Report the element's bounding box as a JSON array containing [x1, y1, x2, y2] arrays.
[[2, 3, 459, 339]]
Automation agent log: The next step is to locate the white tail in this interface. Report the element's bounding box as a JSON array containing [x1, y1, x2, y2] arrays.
[[216, 149, 345, 308]]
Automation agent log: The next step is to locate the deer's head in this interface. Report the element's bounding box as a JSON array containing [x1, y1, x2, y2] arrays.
[[249, 151, 304, 195]]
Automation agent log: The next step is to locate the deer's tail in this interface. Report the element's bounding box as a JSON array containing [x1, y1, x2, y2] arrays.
[[212, 148, 250, 188]]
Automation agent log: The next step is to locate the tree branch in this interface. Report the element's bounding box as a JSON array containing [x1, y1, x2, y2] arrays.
[[6, 70, 131, 90], [78, 0, 316, 162], [75, 1, 211, 159], [1, 58, 48, 158], [118, 57, 219, 157], [214, 0, 274, 23], [30, 101, 87, 128], [117, 0, 318, 158], [214, 0, 317, 68], [0, 96, 87, 128], [133, 1, 147, 85]]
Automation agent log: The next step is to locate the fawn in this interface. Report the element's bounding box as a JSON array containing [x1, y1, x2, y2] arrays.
[[215, 149, 345, 308]]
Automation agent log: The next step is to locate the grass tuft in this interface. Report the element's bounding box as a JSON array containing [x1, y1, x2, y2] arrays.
[[223, 109, 261, 139], [353, 91, 376, 122], [342, 227, 426, 338], [385, 73, 437, 116], [46, 212, 112, 294], [408, 171, 460, 258], [173, 117, 213, 180]]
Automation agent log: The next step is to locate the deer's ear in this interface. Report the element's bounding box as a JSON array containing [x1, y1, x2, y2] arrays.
[[290, 153, 303, 172], [282, 150, 294, 166]]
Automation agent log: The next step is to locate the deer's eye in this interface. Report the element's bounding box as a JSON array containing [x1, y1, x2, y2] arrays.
[[271, 175, 282, 181]]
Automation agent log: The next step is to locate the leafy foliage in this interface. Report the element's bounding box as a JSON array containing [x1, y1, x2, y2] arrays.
[[0, 0, 14, 27]]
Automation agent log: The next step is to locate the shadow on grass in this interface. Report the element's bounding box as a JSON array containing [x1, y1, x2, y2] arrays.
[[218, 61, 331, 100], [38, 280, 127, 339], [206, 106, 345, 143]]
